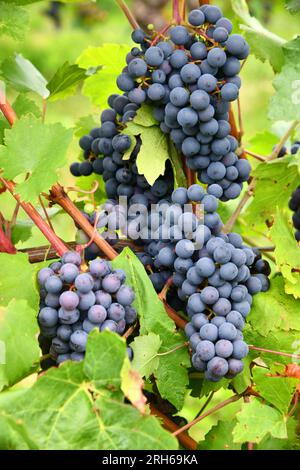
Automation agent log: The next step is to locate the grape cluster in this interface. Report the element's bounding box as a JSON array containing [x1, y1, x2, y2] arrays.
[[37, 251, 137, 365], [71, 4, 250, 201], [181, 230, 270, 381], [289, 186, 300, 241], [124, 5, 251, 200]]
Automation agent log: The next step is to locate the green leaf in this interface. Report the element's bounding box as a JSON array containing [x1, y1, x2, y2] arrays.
[[0, 408, 38, 450], [47, 61, 87, 102], [0, 2, 29, 41], [13, 94, 41, 118], [231, 0, 285, 72], [131, 333, 162, 378], [269, 65, 300, 122], [112, 248, 190, 409], [244, 325, 300, 366], [133, 105, 158, 127], [124, 122, 169, 185], [0, 333, 177, 450], [0, 115, 72, 202], [270, 209, 300, 297], [285, 0, 300, 14], [258, 418, 300, 450], [93, 395, 178, 450], [233, 398, 287, 443], [244, 158, 299, 226], [77, 44, 131, 108], [0, 252, 39, 310], [1, 54, 49, 98], [199, 420, 241, 450], [74, 115, 98, 138], [11, 223, 32, 245], [83, 330, 126, 392], [249, 275, 300, 334], [248, 131, 278, 157], [0, 299, 39, 391], [252, 366, 297, 414], [168, 140, 187, 189]]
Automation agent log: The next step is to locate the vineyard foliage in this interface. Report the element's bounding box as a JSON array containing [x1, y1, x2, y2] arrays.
[[0, 0, 299, 451]]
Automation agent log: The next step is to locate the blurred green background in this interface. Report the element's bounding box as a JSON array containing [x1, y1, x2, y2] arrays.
[[1, 0, 299, 247]]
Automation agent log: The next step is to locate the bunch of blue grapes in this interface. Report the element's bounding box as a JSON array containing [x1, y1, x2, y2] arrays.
[[176, 227, 269, 381], [123, 5, 251, 200], [37, 251, 137, 366], [124, 184, 270, 381]]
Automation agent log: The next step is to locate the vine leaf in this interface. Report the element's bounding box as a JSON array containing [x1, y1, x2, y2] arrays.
[[0, 405, 38, 450], [168, 139, 187, 189], [285, 0, 300, 14], [269, 37, 300, 122], [199, 420, 241, 450], [244, 324, 300, 366], [125, 121, 169, 185], [121, 359, 147, 414], [0, 2, 29, 41], [231, 0, 285, 72], [270, 209, 300, 297], [112, 248, 190, 410], [77, 44, 131, 108], [0, 332, 178, 450], [0, 115, 72, 203], [13, 94, 41, 118], [252, 366, 298, 414], [1, 54, 49, 98], [248, 275, 300, 334], [83, 329, 126, 393], [47, 61, 87, 102], [0, 299, 40, 391], [233, 398, 287, 443], [131, 333, 162, 379]]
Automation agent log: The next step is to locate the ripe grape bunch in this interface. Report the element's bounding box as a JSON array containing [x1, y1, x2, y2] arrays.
[[126, 4, 251, 200], [71, 4, 251, 202], [181, 229, 270, 382], [37, 251, 137, 365], [135, 186, 270, 382]]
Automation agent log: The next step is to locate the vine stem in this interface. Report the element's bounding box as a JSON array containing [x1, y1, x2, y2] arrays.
[[244, 149, 267, 162], [223, 179, 256, 234], [115, 0, 140, 30], [49, 183, 118, 261], [288, 392, 299, 417], [0, 91, 17, 126], [173, 394, 242, 436], [229, 107, 240, 143], [0, 225, 16, 254], [150, 404, 197, 450], [181, 0, 186, 21], [173, 0, 182, 24], [162, 300, 187, 329], [269, 120, 300, 160], [249, 345, 300, 360], [0, 178, 68, 257]]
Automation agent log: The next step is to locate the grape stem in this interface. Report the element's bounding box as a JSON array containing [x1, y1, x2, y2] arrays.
[[288, 391, 299, 417], [150, 404, 197, 450], [243, 149, 267, 162], [115, 0, 140, 30], [222, 179, 256, 234], [49, 183, 119, 261], [172, 394, 242, 436], [269, 120, 300, 160], [158, 276, 173, 300], [172, 0, 181, 24], [0, 225, 16, 254], [249, 345, 300, 360], [229, 107, 241, 143], [0, 178, 68, 257], [181, 0, 186, 22]]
